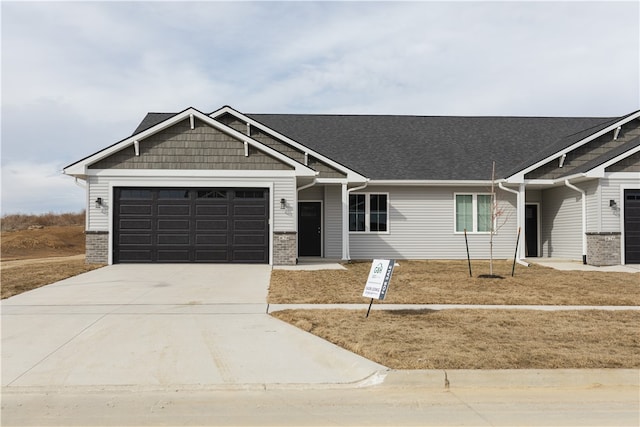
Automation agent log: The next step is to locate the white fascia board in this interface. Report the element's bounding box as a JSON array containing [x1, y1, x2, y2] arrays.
[[605, 171, 640, 181], [506, 111, 640, 181], [315, 177, 350, 184], [368, 179, 493, 186], [65, 108, 317, 178], [522, 179, 556, 186], [584, 144, 640, 178], [87, 169, 298, 178], [210, 106, 368, 182]]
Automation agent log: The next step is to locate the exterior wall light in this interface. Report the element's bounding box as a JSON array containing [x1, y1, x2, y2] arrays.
[[95, 197, 103, 208], [609, 199, 617, 208], [280, 198, 286, 209]]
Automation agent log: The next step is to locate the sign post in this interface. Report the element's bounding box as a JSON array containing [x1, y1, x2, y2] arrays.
[[362, 259, 395, 318]]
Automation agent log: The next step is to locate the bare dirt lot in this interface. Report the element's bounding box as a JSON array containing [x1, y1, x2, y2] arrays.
[[1, 224, 104, 299]]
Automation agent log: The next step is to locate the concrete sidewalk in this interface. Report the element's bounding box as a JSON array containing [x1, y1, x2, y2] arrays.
[[268, 303, 640, 312]]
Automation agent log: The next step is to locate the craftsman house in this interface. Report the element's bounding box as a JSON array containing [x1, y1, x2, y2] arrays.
[[64, 106, 640, 266]]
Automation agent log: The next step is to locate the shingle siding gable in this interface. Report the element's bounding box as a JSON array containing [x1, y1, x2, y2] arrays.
[[90, 118, 293, 171], [525, 118, 640, 179]]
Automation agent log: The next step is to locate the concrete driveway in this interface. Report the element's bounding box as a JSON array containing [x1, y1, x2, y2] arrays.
[[1, 264, 386, 390]]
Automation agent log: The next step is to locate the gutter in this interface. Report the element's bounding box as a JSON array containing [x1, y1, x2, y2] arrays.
[[498, 182, 529, 267], [564, 178, 587, 264], [296, 177, 318, 192]]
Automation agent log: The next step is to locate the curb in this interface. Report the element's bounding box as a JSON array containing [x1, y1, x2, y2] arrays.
[[382, 369, 640, 389]]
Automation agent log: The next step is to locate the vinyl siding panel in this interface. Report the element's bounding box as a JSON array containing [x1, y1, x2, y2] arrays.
[[584, 180, 600, 232], [324, 185, 343, 258], [87, 176, 109, 231], [541, 185, 582, 259], [348, 186, 517, 260], [601, 177, 640, 232]]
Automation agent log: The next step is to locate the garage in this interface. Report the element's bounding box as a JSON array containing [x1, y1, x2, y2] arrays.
[[113, 187, 269, 263], [624, 189, 640, 264]]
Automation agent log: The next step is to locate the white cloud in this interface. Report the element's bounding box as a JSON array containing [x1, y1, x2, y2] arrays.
[[1, 1, 638, 214], [1, 161, 85, 215]]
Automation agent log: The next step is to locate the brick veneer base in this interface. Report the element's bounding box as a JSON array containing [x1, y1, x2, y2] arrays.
[[586, 232, 621, 266], [86, 231, 109, 264], [273, 231, 297, 265]]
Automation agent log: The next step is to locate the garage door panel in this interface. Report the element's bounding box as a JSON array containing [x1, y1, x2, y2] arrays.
[[119, 234, 152, 245], [234, 205, 267, 216], [158, 204, 191, 216], [196, 220, 228, 230], [195, 250, 229, 262], [234, 220, 266, 230], [196, 234, 228, 245], [234, 234, 267, 245], [157, 219, 190, 230], [157, 250, 190, 262], [120, 219, 152, 230], [158, 234, 190, 245], [196, 205, 228, 216], [118, 250, 153, 262], [114, 187, 269, 263], [232, 250, 267, 262], [120, 205, 152, 215]]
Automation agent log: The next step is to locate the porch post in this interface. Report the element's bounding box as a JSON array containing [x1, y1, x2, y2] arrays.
[[518, 183, 527, 259], [341, 183, 349, 260]]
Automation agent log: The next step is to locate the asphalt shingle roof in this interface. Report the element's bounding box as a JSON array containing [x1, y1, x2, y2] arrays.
[[131, 111, 633, 181], [248, 114, 617, 180]]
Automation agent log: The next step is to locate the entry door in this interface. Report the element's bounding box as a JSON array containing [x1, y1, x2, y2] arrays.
[[624, 189, 640, 264], [298, 202, 322, 257], [525, 204, 539, 257]]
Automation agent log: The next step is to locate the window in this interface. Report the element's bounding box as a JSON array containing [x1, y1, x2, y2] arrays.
[[349, 193, 388, 232], [455, 193, 494, 233]]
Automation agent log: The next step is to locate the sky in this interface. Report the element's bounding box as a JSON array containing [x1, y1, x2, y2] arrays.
[[1, 0, 639, 215]]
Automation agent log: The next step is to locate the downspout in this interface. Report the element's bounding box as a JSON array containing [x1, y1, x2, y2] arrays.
[[564, 179, 587, 264], [498, 182, 529, 266], [343, 180, 370, 261]]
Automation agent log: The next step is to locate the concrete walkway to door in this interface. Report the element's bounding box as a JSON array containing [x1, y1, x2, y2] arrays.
[[1, 264, 386, 390]]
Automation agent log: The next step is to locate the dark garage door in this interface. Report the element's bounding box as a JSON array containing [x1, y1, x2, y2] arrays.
[[114, 188, 269, 263], [624, 189, 640, 264]]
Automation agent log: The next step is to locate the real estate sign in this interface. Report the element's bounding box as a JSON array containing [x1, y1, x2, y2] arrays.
[[362, 259, 395, 300]]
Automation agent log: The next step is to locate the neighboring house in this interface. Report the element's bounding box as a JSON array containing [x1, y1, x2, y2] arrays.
[[63, 106, 640, 266]]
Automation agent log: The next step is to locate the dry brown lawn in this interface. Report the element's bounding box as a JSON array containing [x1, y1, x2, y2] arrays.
[[272, 308, 640, 369], [1, 223, 103, 299], [269, 260, 640, 306], [1, 256, 104, 299]]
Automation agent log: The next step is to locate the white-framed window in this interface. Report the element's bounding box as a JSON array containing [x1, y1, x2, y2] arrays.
[[349, 193, 389, 232], [455, 193, 493, 233]]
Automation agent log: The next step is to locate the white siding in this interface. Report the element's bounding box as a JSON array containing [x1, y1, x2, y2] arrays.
[[601, 177, 639, 232], [541, 185, 582, 259], [87, 176, 110, 231], [324, 185, 343, 258], [584, 180, 600, 232], [348, 186, 518, 260]]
